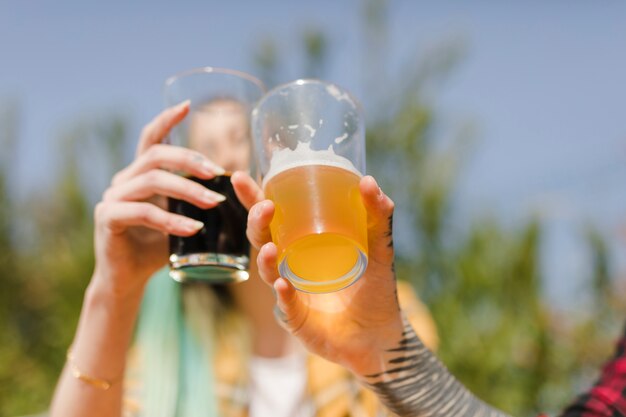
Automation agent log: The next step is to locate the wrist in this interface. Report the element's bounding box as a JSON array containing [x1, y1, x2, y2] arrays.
[[89, 266, 148, 303], [83, 275, 145, 327], [343, 313, 407, 378], [68, 272, 146, 386]]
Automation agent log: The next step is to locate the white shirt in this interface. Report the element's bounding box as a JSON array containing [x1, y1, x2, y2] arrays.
[[248, 352, 313, 417]]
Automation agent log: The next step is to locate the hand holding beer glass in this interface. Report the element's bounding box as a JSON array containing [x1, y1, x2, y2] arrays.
[[252, 80, 368, 293], [164, 67, 265, 283]]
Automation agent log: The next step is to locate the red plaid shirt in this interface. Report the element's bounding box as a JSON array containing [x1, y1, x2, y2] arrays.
[[557, 323, 626, 417]]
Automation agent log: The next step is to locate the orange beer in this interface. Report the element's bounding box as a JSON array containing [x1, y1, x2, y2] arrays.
[[264, 162, 368, 293]]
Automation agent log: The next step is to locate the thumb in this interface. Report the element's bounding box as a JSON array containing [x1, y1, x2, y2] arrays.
[[360, 176, 395, 267], [231, 171, 264, 211], [256, 242, 309, 334], [274, 277, 309, 335]]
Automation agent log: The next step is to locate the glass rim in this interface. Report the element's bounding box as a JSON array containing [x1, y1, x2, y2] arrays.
[[252, 78, 363, 114], [163, 66, 266, 96]]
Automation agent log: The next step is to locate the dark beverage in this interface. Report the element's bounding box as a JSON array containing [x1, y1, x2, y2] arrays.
[[168, 175, 250, 283]]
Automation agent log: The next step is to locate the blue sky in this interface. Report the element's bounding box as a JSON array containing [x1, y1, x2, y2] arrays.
[[1, 1, 625, 309]]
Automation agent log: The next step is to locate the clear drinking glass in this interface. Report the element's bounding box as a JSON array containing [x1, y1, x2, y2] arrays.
[[252, 79, 368, 293], [164, 67, 265, 283]]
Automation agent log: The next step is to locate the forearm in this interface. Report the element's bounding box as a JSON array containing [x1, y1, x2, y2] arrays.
[[50, 275, 144, 417], [356, 316, 512, 417]]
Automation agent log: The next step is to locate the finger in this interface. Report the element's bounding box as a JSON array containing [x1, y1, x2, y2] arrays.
[[256, 242, 281, 287], [96, 201, 204, 236], [113, 144, 225, 186], [274, 278, 308, 334], [360, 175, 395, 264], [136, 100, 191, 157], [247, 200, 274, 249], [231, 171, 264, 210], [104, 170, 226, 209], [256, 243, 307, 333]]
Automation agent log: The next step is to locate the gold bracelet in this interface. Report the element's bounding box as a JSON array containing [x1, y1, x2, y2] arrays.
[[66, 348, 116, 390]]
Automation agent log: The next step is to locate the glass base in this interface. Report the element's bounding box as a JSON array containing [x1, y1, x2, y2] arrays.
[[279, 249, 367, 293], [169, 252, 249, 284]]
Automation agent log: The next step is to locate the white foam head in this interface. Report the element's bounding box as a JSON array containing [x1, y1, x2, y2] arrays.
[[262, 141, 362, 188]]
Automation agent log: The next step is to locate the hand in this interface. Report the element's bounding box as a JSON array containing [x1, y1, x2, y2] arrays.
[[91, 101, 226, 298], [235, 172, 405, 376]]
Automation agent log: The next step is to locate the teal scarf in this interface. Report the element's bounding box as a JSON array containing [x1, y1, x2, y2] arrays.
[[135, 267, 218, 417]]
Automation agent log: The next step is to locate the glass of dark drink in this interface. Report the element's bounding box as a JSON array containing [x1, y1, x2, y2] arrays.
[[163, 67, 265, 283]]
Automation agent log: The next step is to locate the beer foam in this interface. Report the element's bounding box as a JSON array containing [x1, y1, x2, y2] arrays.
[[326, 84, 357, 109], [263, 141, 362, 188]]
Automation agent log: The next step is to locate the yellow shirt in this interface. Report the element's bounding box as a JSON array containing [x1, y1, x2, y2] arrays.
[[124, 281, 437, 417]]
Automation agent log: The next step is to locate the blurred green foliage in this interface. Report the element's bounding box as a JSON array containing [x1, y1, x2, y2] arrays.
[[0, 107, 128, 416], [370, 96, 621, 414], [0, 1, 623, 416]]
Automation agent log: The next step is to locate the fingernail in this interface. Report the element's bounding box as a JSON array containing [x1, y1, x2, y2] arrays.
[[253, 204, 263, 219], [204, 190, 226, 203], [202, 161, 226, 176], [183, 219, 204, 231], [366, 175, 379, 189], [370, 177, 384, 200], [177, 99, 191, 110], [256, 200, 271, 218]]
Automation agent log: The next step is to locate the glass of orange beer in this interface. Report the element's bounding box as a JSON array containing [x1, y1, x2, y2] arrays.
[[252, 79, 367, 293]]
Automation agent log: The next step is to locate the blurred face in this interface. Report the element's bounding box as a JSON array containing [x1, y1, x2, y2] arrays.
[[188, 99, 250, 173]]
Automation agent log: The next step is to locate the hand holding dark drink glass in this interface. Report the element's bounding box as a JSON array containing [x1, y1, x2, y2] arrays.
[[93, 101, 228, 298]]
